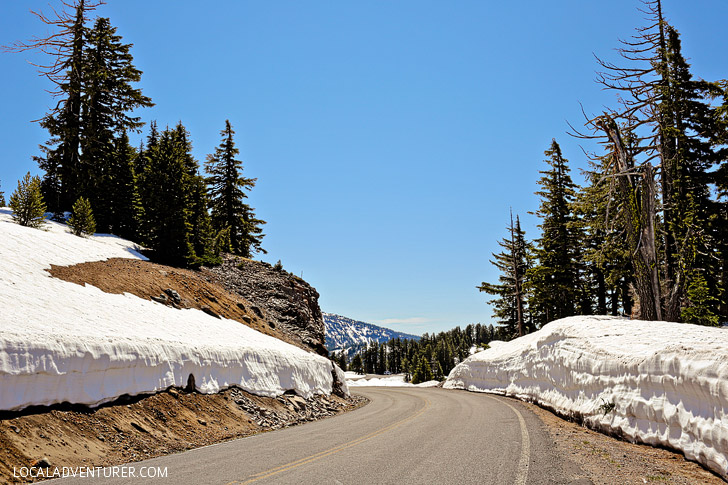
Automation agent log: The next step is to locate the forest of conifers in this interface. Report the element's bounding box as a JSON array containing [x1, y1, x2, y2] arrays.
[[481, 0, 728, 337], [2, 0, 266, 266], [344, 0, 728, 381]]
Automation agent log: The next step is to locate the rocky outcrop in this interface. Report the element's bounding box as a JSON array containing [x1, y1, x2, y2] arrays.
[[203, 256, 328, 356]]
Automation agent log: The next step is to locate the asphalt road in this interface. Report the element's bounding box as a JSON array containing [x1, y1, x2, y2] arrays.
[[53, 387, 585, 485]]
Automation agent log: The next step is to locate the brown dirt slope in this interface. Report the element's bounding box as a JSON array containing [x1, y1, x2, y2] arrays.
[[47, 257, 306, 351], [0, 389, 366, 484]]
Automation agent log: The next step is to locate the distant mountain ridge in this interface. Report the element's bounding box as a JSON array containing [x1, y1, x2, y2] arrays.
[[323, 313, 421, 355]]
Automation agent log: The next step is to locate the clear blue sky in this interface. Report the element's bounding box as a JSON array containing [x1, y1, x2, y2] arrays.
[[1, 1, 726, 334]]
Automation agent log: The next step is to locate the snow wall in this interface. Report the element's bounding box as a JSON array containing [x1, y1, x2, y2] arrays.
[[444, 316, 728, 479], [0, 209, 347, 411]]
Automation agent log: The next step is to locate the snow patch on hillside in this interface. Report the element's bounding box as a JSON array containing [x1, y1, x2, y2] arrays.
[[0, 209, 347, 411], [444, 315, 728, 479]]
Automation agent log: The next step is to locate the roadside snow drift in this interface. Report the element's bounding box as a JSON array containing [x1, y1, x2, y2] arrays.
[[345, 372, 439, 388], [444, 316, 728, 479], [0, 209, 347, 412]]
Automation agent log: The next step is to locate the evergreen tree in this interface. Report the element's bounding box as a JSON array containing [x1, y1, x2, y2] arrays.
[[479, 212, 532, 339], [205, 120, 266, 257], [175, 123, 215, 265], [5, 1, 103, 212], [0, 180, 5, 207], [68, 196, 96, 236], [527, 140, 582, 326], [584, 1, 725, 321], [335, 352, 348, 372], [6, 4, 151, 219], [350, 354, 363, 374], [9, 173, 47, 228], [137, 125, 196, 266], [573, 155, 634, 316], [104, 133, 141, 239], [80, 16, 153, 229], [411, 356, 433, 385], [681, 272, 719, 326]]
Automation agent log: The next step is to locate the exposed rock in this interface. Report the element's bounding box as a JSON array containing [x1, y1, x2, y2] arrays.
[[130, 422, 148, 434], [203, 256, 328, 355], [30, 457, 52, 468], [163, 288, 181, 304], [228, 388, 366, 430], [200, 306, 220, 319]]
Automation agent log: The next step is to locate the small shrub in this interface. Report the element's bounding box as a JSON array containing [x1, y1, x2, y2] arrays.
[[9, 172, 46, 228], [68, 197, 96, 236], [597, 398, 616, 416], [274, 259, 283, 271], [190, 253, 223, 269]]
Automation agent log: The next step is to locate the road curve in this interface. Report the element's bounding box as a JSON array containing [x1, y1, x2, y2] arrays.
[[53, 387, 582, 484]]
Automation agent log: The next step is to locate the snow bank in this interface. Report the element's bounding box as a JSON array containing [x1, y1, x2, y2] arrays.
[[346, 373, 439, 388], [444, 315, 728, 479], [0, 209, 347, 411]]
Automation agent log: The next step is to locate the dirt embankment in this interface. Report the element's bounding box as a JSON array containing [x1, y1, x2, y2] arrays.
[[0, 388, 367, 483], [47, 257, 308, 351]]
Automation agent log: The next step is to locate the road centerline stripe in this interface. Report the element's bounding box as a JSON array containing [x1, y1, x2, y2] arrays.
[[228, 393, 431, 484]]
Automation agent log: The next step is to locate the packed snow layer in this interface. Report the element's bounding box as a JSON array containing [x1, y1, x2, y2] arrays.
[[444, 315, 728, 478], [0, 209, 347, 411], [346, 372, 439, 388]]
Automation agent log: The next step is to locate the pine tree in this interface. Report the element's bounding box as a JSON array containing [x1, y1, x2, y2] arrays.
[[68, 196, 96, 236], [205, 120, 266, 257], [411, 356, 433, 385], [4, 1, 103, 212], [104, 133, 140, 239], [527, 140, 581, 326], [137, 125, 195, 266], [350, 354, 363, 374], [9, 173, 47, 228], [175, 123, 215, 265], [680, 272, 719, 326], [0, 180, 5, 207], [586, 1, 723, 321], [81, 17, 153, 229], [573, 155, 634, 316], [479, 212, 532, 339], [336, 352, 348, 372]]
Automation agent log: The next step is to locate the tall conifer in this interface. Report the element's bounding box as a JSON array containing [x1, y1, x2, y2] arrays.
[[527, 140, 582, 326], [138, 125, 195, 265], [205, 120, 266, 257], [479, 212, 532, 339]]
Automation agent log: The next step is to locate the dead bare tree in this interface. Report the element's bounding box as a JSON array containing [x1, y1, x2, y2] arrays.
[[594, 115, 662, 320]]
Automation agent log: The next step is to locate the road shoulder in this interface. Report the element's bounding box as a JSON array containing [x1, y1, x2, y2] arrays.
[[519, 398, 723, 484]]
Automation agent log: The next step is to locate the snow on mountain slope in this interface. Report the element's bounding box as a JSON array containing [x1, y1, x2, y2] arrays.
[[444, 315, 728, 479], [323, 312, 420, 354], [0, 209, 347, 411]]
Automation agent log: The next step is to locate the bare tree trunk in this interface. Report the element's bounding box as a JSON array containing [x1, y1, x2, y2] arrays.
[[510, 211, 525, 337], [596, 115, 662, 321]]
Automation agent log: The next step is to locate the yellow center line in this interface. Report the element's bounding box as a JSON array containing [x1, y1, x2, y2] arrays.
[[226, 395, 431, 485]]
